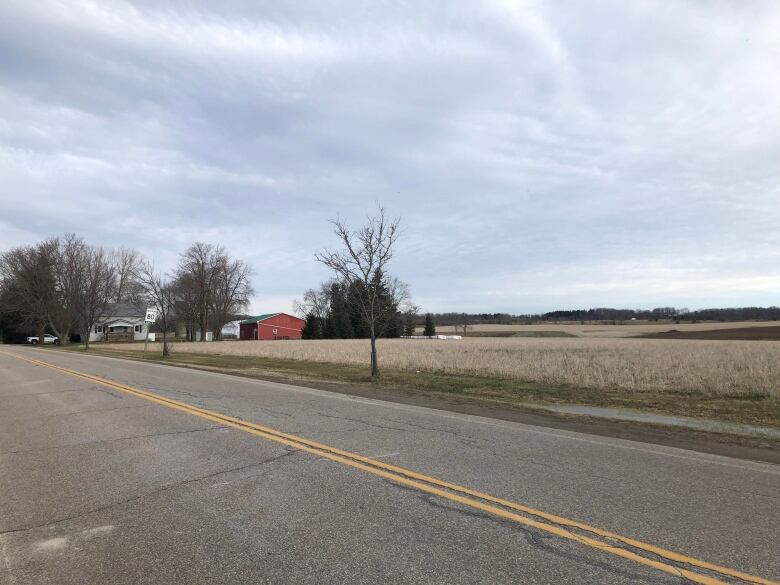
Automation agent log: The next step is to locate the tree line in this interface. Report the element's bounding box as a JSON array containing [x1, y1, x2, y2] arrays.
[[532, 306, 780, 322], [0, 234, 253, 351], [426, 306, 780, 326]]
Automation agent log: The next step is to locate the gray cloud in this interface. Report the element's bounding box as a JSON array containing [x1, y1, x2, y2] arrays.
[[1, 0, 779, 313]]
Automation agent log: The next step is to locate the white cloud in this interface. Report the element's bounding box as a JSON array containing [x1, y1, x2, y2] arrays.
[[1, 0, 779, 313]]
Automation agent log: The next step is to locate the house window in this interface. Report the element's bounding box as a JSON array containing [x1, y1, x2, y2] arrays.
[[134, 324, 142, 333], [272, 328, 278, 335], [95, 325, 103, 333]]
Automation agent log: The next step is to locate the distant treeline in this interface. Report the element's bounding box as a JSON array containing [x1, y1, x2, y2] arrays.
[[428, 306, 780, 326]]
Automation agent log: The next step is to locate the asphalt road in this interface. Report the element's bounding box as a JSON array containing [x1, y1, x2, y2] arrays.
[[1, 346, 778, 585]]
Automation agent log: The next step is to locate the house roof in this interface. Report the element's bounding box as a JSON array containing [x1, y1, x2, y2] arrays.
[[99, 302, 146, 318], [104, 318, 140, 327], [238, 312, 281, 325]]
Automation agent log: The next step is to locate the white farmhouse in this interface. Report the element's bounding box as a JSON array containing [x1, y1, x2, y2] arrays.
[[90, 302, 150, 343]]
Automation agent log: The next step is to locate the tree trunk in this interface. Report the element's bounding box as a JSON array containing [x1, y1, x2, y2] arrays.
[[36, 321, 45, 348], [200, 301, 208, 342], [84, 324, 91, 350], [370, 325, 379, 378], [162, 325, 169, 357]]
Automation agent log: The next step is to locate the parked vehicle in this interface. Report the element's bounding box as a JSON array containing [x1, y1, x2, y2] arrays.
[[27, 334, 59, 345]]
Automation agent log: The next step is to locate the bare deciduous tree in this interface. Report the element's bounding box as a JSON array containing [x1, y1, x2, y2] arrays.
[[455, 313, 472, 336], [173, 272, 199, 341], [0, 234, 113, 345], [210, 256, 253, 340], [315, 206, 403, 378], [176, 243, 223, 341], [111, 246, 143, 303], [47, 234, 88, 343], [79, 247, 116, 350], [137, 262, 176, 357], [294, 282, 333, 321], [0, 243, 56, 344]]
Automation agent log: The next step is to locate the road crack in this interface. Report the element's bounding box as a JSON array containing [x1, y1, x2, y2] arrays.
[[388, 418, 483, 447], [0, 449, 300, 535], [0, 426, 227, 456], [389, 482, 674, 584], [314, 411, 409, 432], [7, 404, 153, 424]]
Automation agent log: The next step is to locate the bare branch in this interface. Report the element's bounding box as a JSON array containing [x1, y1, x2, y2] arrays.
[[314, 204, 404, 377]]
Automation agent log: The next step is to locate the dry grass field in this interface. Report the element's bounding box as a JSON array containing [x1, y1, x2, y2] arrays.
[[112, 336, 780, 399]]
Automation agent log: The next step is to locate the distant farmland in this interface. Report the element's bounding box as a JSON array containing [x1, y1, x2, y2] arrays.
[[425, 320, 780, 338], [637, 326, 780, 341]]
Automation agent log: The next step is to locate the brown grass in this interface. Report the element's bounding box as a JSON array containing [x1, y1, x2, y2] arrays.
[[107, 337, 780, 399]]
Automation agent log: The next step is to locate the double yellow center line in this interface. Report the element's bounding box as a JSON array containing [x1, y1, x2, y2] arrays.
[[3, 350, 776, 585]]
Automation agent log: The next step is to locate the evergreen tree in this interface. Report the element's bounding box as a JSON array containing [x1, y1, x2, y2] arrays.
[[322, 315, 336, 339], [423, 313, 436, 336], [301, 313, 323, 339], [329, 282, 353, 338], [299, 270, 411, 341], [347, 281, 368, 338], [403, 311, 416, 336], [372, 270, 403, 338], [383, 311, 402, 337], [344, 276, 404, 338]]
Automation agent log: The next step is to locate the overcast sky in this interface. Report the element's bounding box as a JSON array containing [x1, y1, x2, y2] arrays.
[[1, 1, 779, 314]]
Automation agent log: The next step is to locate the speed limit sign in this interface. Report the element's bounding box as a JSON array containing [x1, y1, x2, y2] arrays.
[[144, 308, 158, 323]]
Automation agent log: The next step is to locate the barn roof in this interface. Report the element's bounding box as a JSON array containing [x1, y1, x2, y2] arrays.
[[238, 313, 281, 325]]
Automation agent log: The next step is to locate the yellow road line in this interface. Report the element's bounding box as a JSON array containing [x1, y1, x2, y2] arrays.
[[3, 350, 776, 585]]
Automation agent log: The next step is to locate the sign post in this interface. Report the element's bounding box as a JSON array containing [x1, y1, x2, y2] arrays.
[[143, 307, 158, 358]]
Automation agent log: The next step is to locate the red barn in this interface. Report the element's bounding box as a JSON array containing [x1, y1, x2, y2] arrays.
[[239, 312, 305, 341]]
